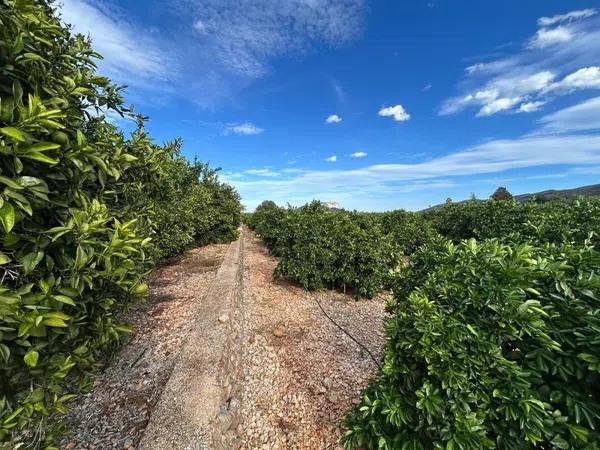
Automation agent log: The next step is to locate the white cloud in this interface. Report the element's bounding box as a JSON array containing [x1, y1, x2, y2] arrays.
[[537, 96, 600, 134], [442, 71, 556, 116], [58, 0, 174, 92], [529, 26, 573, 48], [326, 114, 343, 123], [230, 132, 600, 211], [549, 66, 600, 91], [350, 151, 368, 158], [440, 10, 600, 117], [518, 101, 545, 113], [538, 8, 597, 27], [244, 168, 280, 177], [60, 0, 366, 107], [378, 104, 411, 122], [422, 84, 432, 91], [325, 155, 337, 162], [477, 97, 522, 117], [226, 122, 264, 135], [169, 0, 366, 106]]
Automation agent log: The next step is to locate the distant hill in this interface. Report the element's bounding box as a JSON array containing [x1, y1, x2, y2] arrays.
[[513, 184, 600, 202], [422, 184, 600, 212]]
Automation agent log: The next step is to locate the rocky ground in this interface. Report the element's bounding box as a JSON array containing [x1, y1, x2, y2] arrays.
[[239, 230, 387, 449], [59, 230, 388, 449], [60, 244, 229, 450]]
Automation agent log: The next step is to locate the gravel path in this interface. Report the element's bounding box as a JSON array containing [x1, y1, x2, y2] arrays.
[[60, 244, 229, 450], [59, 230, 387, 450], [239, 230, 387, 449]]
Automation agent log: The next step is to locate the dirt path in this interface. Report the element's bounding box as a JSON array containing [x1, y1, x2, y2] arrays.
[[239, 230, 386, 449], [61, 243, 229, 450], [60, 230, 387, 449]]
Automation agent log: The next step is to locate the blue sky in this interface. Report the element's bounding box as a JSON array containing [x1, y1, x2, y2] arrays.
[[59, 0, 600, 211]]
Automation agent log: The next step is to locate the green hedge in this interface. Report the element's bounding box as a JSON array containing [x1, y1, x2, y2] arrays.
[[145, 145, 241, 259], [343, 235, 600, 449], [0, 1, 240, 446], [425, 198, 600, 244], [249, 202, 399, 298]]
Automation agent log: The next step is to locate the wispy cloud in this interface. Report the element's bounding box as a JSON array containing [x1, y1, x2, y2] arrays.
[[528, 26, 573, 48], [325, 155, 337, 162], [378, 104, 411, 122], [549, 66, 600, 91], [244, 168, 280, 177], [326, 114, 343, 124], [518, 101, 546, 113], [350, 151, 368, 158], [538, 8, 597, 27], [441, 9, 600, 117], [536, 96, 600, 134], [60, 0, 366, 107], [231, 132, 600, 211], [226, 122, 264, 135], [167, 0, 366, 106], [192, 18, 208, 33], [329, 77, 347, 103], [59, 0, 175, 96], [422, 84, 432, 92]]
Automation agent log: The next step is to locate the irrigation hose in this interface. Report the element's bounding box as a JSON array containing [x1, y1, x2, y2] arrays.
[[310, 292, 382, 369]]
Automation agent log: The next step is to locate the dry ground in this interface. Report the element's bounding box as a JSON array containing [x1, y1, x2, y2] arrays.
[[60, 244, 229, 450], [239, 230, 387, 449], [60, 230, 387, 449]]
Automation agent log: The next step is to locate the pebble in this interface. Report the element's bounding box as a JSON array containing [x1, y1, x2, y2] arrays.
[[272, 327, 285, 338], [327, 392, 339, 403]]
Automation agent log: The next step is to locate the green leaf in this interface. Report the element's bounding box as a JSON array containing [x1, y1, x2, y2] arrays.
[[2, 406, 24, 424], [0, 127, 25, 141], [22, 151, 59, 165], [12, 79, 23, 103], [0, 203, 16, 233], [22, 52, 48, 62], [14, 156, 23, 173], [52, 295, 75, 306], [550, 435, 570, 449], [16, 176, 44, 187], [0, 175, 23, 190], [22, 142, 61, 153], [43, 317, 67, 327], [0, 293, 20, 305], [19, 250, 44, 273], [0, 251, 11, 265], [24, 350, 39, 367], [0, 344, 10, 363]]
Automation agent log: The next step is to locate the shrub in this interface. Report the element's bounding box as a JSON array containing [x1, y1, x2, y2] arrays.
[[343, 236, 600, 449], [425, 198, 600, 245], [0, 1, 241, 446], [378, 210, 436, 255], [251, 202, 398, 298], [145, 145, 241, 259], [425, 199, 525, 241], [0, 2, 159, 444], [246, 203, 289, 255]]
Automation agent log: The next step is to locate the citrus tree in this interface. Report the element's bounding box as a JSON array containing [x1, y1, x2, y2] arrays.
[[0, 1, 241, 446]]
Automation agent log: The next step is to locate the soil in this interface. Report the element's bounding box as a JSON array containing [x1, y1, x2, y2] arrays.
[[239, 230, 387, 449], [60, 229, 388, 449], [60, 244, 229, 450]]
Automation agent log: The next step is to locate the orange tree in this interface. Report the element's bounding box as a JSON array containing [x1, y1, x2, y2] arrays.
[[343, 232, 600, 449], [0, 0, 240, 446]]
